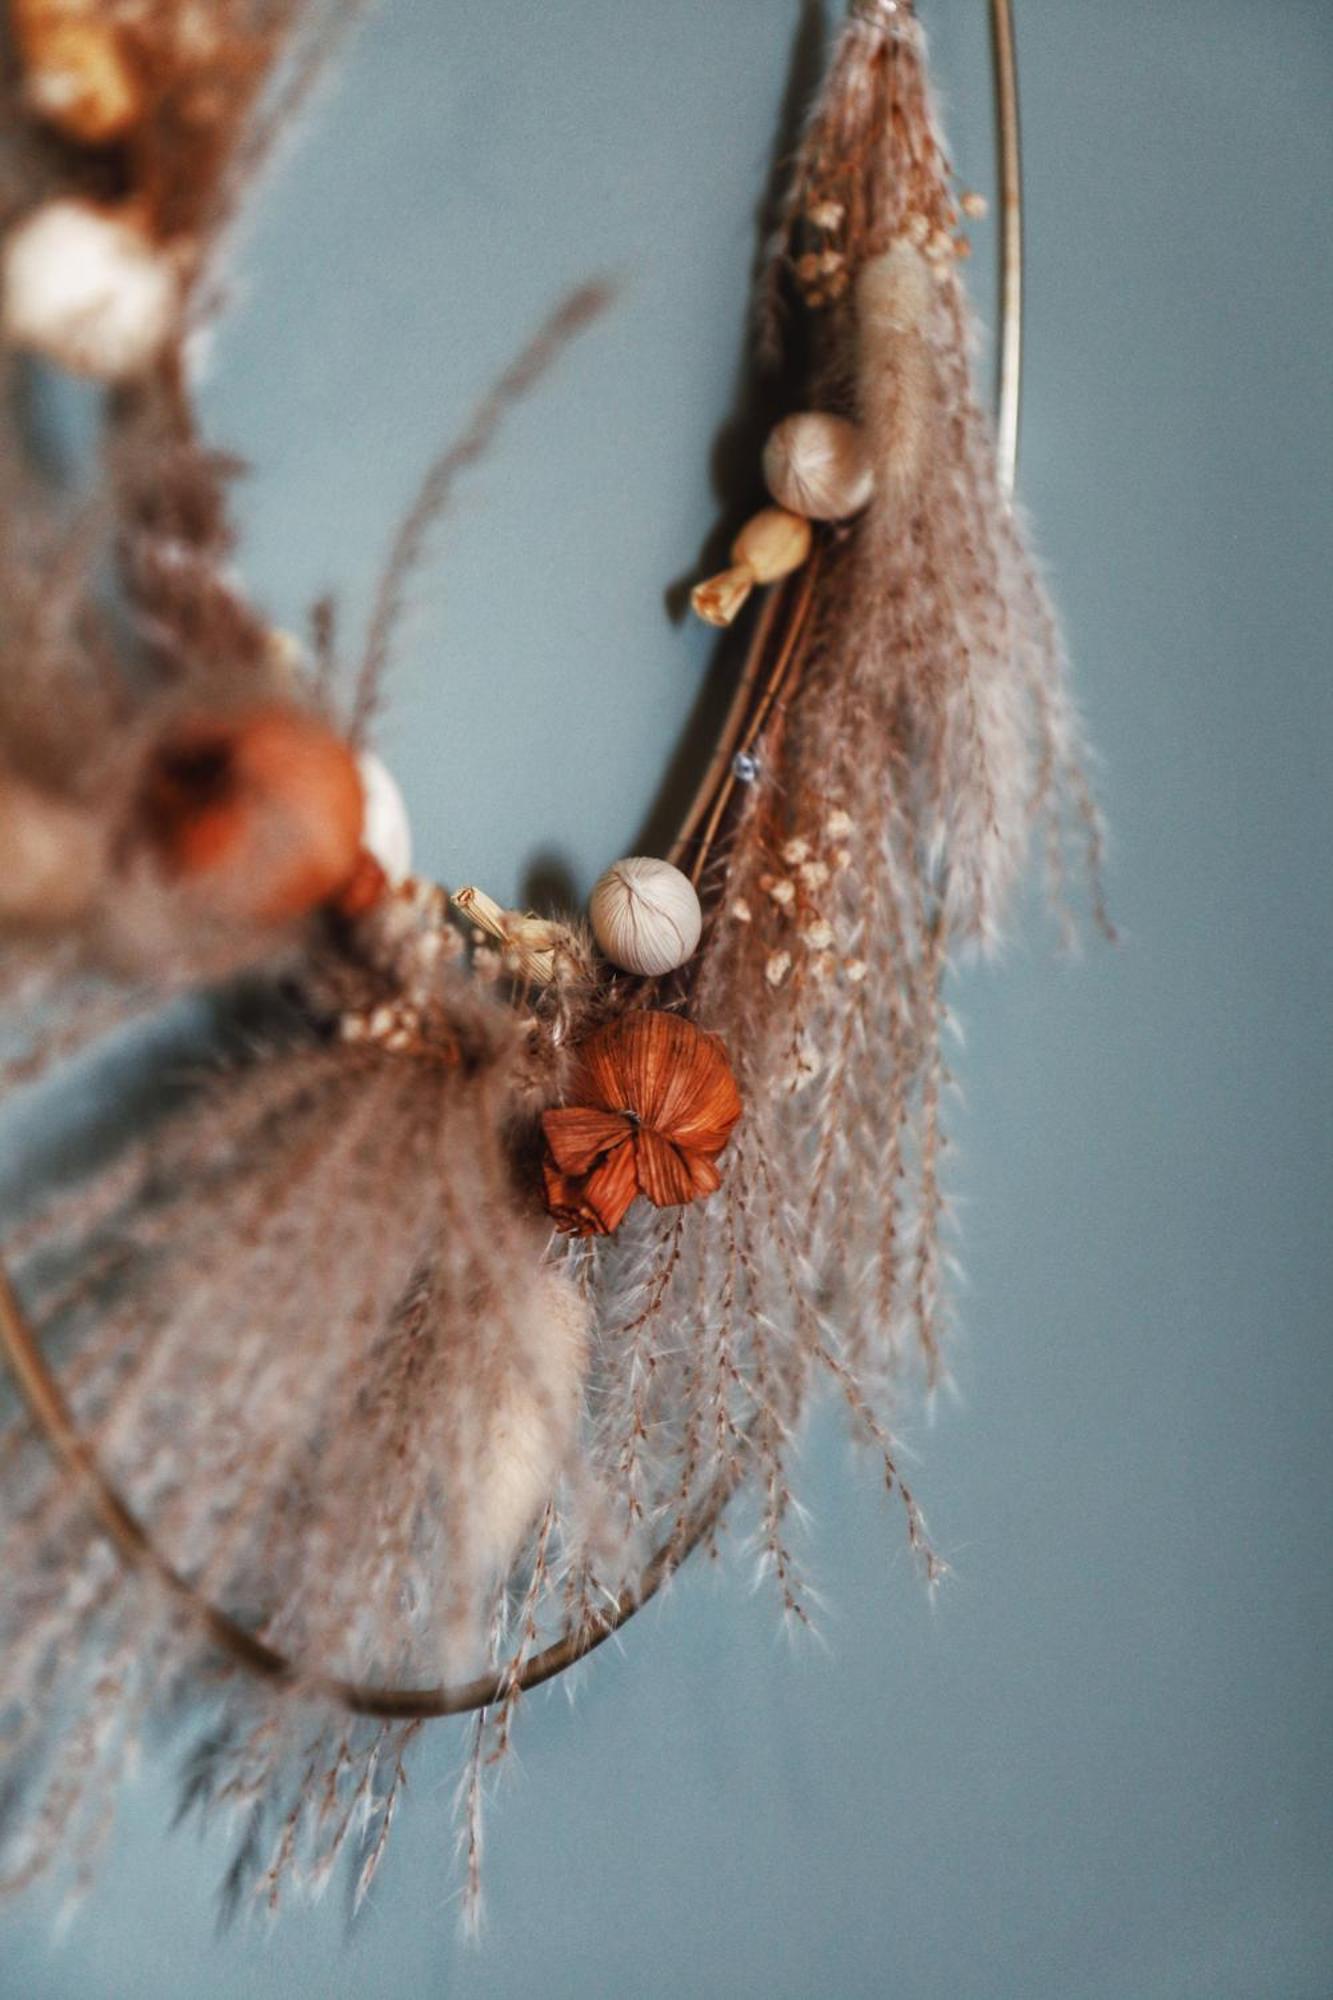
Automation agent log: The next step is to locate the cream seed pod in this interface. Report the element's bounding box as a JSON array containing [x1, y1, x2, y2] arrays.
[[762, 411, 875, 522], [357, 751, 413, 885], [589, 856, 702, 976], [2, 200, 180, 382], [691, 505, 812, 628]]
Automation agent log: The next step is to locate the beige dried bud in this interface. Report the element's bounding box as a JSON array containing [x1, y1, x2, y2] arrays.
[[691, 508, 813, 628], [765, 950, 792, 989], [960, 190, 989, 219], [782, 836, 811, 866], [732, 507, 814, 582], [808, 199, 846, 232], [763, 412, 875, 523]]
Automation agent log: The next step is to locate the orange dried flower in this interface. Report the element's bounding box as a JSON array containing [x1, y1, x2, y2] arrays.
[[138, 703, 364, 924], [542, 1011, 742, 1237]]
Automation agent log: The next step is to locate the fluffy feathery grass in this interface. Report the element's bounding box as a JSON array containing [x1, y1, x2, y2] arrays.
[[0, 0, 1106, 1930]]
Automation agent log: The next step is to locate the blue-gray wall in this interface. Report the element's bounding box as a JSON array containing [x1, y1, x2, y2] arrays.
[[4, 2, 1331, 1994]]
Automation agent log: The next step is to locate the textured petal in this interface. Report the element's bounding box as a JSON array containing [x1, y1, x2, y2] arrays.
[[541, 1104, 633, 1174], [541, 1160, 606, 1236], [681, 1148, 723, 1197], [651, 1025, 742, 1155], [634, 1128, 698, 1208], [564, 1013, 741, 1154], [580, 1142, 640, 1234]]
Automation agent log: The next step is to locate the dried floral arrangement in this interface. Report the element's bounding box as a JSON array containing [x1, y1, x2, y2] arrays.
[[0, 0, 1106, 1930]]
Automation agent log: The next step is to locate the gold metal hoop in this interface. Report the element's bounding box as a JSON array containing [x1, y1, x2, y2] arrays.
[[0, 0, 1026, 1722]]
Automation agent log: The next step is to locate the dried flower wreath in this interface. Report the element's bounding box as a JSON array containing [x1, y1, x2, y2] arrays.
[[0, 0, 1107, 1928]]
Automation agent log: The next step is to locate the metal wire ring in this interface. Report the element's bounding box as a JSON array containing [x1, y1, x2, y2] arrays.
[[0, 0, 1025, 1722]]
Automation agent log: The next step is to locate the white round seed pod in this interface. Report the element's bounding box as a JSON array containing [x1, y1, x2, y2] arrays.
[[2, 199, 178, 381], [589, 856, 702, 976], [357, 751, 412, 884], [762, 411, 875, 522]]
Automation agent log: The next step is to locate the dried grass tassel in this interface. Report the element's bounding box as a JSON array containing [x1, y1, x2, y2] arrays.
[[0, 0, 1107, 1929]]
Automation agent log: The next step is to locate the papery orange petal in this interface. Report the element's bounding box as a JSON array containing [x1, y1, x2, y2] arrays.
[[541, 1104, 634, 1175], [681, 1148, 723, 1197], [579, 1141, 640, 1234], [651, 1026, 742, 1155], [541, 1160, 603, 1236], [634, 1127, 698, 1209]]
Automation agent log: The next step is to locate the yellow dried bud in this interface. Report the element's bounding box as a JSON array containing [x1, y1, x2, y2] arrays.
[[731, 506, 813, 582], [690, 508, 813, 628], [14, 3, 140, 145]]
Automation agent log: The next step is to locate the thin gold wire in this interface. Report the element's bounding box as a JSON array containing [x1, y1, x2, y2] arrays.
[[991, 0, 1023, 497], [0, 0, 1026, 1724]]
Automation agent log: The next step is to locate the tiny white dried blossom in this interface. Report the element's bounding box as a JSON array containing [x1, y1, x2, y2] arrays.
[[832, 846, 853, 872], [844, 958, 868, 984], [2, 199, 179, 380], [781, 837, 811, 866], [804, 919, 835, 951], [798, 859, 830, 891], [765, 949, 792, 988], [765, 877, 796, 909], [729, 898, 753, 924], [825, 808, 854, 840]]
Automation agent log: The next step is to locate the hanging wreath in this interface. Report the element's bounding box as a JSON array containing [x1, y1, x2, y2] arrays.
[[0, 0, 1107, 1926]]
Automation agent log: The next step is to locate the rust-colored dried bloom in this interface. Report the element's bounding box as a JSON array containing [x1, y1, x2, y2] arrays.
[[137, 703, 364, 923], [542, 1011, 742, 1236]]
